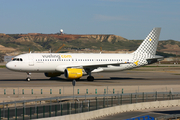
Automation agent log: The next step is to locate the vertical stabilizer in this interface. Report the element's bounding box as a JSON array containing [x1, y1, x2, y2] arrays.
[[134, 28, 161, 56]]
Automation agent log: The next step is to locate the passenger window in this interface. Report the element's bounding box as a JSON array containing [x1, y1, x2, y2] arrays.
[[20, 58, 23, 61]]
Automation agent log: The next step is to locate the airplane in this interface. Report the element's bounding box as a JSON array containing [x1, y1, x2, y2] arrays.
[[6, 28, 164, 82]]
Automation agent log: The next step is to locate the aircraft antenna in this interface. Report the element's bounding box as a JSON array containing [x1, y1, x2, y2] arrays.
[[100, 47, 102, 54]]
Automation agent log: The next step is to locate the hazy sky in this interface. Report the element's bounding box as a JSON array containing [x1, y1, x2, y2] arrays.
[[1, 0, 180, 41]]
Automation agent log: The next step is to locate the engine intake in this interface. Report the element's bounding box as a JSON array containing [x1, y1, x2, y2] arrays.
[[64, 68, 83, 79]]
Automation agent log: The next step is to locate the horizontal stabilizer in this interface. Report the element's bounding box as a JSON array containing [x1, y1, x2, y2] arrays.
[[146, 55, 164, 64]]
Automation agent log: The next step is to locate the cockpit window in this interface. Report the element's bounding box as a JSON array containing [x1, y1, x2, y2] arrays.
[[13, 58, 17, 61], [12, 58, 23, 61]]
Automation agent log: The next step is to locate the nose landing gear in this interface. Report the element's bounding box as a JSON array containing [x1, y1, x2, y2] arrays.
[[26, 72, 31, 82]]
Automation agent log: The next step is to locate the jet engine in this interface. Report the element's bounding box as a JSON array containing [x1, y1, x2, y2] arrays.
[[44, 72, 61, 77], [64, 68, 83, 79]]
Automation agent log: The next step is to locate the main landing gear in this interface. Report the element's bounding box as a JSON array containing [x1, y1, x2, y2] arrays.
[[85, 69, 94, 81], [26, 72, 31, 82], [87, 76, 94, 81]]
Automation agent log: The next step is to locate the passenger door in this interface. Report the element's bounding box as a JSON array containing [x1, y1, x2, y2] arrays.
[[28, 55, 34, 66]]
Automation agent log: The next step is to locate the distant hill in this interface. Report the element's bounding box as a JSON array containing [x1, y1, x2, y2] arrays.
[[0, 33, 180, 57]]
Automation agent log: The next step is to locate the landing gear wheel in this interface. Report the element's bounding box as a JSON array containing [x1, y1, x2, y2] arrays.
[[26, 77, 31, 82], [87, 76, 94, 81], [26, 72, 31, 82]]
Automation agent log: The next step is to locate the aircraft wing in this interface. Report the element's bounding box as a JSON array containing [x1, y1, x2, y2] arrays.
[[81, 62, 131, 68], [55, 62, 132, 72]]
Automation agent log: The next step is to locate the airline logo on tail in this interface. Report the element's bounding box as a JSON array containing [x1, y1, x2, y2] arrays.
[[134, 28, 161, 56]]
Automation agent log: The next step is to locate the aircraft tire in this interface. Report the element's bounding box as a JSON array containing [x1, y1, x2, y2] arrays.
[[26, 77, 31, 82], [87, 76, 94, 81]]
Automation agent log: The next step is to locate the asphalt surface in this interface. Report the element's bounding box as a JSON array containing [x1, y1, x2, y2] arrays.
[[0, 66, 180, 87]]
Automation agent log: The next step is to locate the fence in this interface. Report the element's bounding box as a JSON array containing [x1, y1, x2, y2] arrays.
[[0, 91, 179, 120]]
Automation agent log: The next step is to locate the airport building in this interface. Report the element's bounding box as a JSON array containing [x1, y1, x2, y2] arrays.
[[4, 56, 15, 63]]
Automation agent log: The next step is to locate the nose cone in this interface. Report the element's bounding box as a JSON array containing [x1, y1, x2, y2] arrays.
[[6, 62, 13, 70]]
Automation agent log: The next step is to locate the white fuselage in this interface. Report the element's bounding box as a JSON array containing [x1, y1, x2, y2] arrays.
[[6, 53, 139, 73]]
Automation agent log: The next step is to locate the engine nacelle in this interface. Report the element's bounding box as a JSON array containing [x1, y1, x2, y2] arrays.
[[44, 72, 61, 77], [64, 68, 83, 79]]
